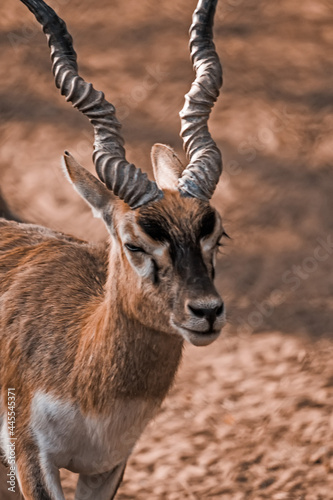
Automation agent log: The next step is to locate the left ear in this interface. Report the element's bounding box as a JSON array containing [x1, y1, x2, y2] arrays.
[[62, 151, 115, 219], [151, 143, 184, 191]]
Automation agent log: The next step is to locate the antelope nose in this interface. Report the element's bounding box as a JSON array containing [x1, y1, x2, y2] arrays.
[[187, 300, 224, 324]]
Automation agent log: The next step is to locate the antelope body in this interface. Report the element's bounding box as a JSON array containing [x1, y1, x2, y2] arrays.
[[0, 0, 226, 498]]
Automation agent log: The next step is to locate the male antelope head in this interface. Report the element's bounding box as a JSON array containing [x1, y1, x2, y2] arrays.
[[23, 0, 226, 347]]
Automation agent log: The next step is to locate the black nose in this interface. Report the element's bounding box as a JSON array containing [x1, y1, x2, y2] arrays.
[[187, 301, 224, 325]]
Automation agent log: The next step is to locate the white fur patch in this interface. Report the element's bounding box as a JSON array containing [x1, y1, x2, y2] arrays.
[[0, 415, 10, 464], [30, 392, 156, 476]]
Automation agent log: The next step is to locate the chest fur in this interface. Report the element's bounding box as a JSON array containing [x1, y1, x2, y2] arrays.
[[30, 392, 157, 474]]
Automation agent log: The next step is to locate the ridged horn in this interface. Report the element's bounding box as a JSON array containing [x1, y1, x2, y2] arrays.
[[21, 0, 163, 209], [178, 0, 223, 201]]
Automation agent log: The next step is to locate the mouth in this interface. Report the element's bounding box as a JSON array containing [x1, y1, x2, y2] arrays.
[[182, 325, 221, 335], [170, 320, 223, 347]]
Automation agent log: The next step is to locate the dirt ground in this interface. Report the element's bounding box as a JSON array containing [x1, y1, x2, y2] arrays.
[[0, 0, 332, 498]]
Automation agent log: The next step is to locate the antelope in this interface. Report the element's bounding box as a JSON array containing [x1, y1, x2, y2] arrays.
[[0, 0, 227, 498]]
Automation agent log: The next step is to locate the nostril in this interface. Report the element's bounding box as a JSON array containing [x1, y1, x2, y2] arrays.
[[215, 303, 224, 316], [188, 305, 206, 318]]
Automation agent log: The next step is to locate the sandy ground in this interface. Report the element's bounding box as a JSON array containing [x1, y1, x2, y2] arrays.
[[0, 0, 332, 498]]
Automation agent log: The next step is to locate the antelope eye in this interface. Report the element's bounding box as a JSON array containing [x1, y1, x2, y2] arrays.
[[125, 243, 145, 253], [217, 231, 230, 247]]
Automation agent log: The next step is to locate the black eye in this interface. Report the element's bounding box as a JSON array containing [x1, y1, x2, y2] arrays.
[[125, 243, 145, 253], [199, 211, 216, 240]]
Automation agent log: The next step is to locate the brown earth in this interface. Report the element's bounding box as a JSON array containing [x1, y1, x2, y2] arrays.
[[0, 0, 332, 498]]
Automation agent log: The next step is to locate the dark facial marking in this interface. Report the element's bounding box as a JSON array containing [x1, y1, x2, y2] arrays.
[[138, 208, 216, 246], [211, 261, 215, 280], [152, 259, 159, 285], [138, 218, 170, 243]]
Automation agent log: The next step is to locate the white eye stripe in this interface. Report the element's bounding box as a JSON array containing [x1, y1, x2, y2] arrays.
[[137, 258, 155, 278], [152, 244, 169, 257], [201, 233, 220, 253]]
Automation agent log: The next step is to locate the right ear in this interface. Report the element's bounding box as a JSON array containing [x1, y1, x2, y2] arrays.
[[151, 144, 184, 191], [62, 151, 115, 220]]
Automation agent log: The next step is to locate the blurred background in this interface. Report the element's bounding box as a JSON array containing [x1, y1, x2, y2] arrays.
[[0, 0, 332, 498]]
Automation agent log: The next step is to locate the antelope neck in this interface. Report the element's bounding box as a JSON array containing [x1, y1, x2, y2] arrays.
[[72, 289, 183, 414]]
